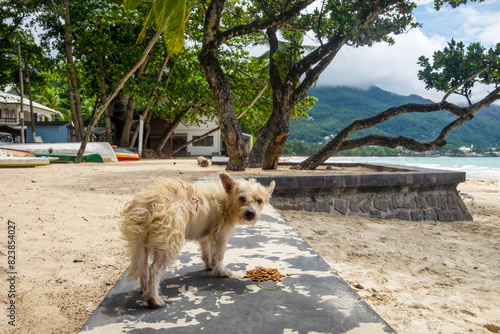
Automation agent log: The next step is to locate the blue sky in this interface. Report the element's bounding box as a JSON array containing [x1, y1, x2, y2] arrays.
[[315, 0, 500, 104]]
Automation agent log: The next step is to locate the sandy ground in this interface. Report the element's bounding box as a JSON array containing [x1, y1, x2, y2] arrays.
[[0, 158, 499, 334]]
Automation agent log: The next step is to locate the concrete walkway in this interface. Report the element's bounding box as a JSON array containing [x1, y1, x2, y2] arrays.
[[80, 206, 396, 334]]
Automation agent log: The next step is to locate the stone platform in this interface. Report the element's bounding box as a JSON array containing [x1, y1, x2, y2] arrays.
[[213, 157, 472, 222], [80, 206, 395, 333]]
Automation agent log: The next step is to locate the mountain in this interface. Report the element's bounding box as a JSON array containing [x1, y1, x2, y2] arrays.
[[289, 86, 500, 148]]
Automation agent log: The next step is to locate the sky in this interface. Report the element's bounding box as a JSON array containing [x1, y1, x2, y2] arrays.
[[313, 0, 500, 104]]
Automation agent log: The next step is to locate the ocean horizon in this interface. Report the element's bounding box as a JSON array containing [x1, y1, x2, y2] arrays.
[[290, 156, 500, 181]]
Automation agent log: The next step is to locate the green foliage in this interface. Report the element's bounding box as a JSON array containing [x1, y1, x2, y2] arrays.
[[433, 0, 483, 10], [283, 139, 323, 157], [312, 0, 419, 46], [418, 39, 500, 103], [0, 2, 51, 90], [333, 146, 400, 157], [124, 0, 188, 55], [34, 86, 72, 121]]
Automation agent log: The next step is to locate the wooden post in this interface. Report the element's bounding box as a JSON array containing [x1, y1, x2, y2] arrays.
[[24, 51, 35, 141], [17, 44, 25, 143]]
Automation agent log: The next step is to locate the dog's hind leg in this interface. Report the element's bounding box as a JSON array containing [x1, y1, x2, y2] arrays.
[[143, 249, 175, 308], [139, 247, 150, 292]]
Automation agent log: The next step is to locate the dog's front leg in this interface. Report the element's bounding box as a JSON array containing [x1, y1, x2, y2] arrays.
[[200, 239, 214, 270], [210, 236, 232, 278]]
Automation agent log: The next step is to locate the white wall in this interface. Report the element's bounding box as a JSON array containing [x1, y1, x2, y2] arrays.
[[175, 119, 221, 156]]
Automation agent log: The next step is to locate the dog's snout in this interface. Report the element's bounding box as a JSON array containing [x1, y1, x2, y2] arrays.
[[244, 210, 256, 221]]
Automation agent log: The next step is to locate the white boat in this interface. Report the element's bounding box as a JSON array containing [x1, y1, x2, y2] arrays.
[[0, 142, 118, 162], [0, 156, 50, 167]]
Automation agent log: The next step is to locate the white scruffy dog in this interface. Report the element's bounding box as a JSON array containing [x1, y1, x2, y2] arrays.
[[120, 173, 275, 308]]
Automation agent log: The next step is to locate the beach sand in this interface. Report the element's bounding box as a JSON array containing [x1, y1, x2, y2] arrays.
[[0, 159, 499, 333]]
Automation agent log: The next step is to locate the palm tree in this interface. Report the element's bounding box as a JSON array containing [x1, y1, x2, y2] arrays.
[[124, 0, 188, 55], [35, 87, 72, 121]]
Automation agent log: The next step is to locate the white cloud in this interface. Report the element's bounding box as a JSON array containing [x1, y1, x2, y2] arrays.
[[453, 6, 500, 46], [315, 1, 500, 105], [316, 28, 448, 102]]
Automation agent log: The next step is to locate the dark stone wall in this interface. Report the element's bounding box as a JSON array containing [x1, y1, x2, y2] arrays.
[[250, 163, 473, 222]]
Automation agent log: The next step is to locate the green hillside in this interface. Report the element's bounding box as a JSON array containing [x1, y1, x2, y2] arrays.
[[289, 86, 500, 149]]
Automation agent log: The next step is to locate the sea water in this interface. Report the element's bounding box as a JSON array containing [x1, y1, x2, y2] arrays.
[[325, 156, 500, 181]]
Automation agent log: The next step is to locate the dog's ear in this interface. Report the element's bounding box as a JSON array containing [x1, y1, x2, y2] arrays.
[[267, 180, 275, 196], [219, 173, 235, 193]]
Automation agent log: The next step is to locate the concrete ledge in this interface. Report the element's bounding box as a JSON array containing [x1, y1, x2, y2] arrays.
[[241, 162, 472, 222], [80, 207, 395, 333]]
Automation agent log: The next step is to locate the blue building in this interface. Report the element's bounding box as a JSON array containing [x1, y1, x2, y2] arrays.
[[25, 121, 75, 143]]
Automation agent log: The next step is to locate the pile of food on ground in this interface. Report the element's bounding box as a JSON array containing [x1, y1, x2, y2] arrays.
[[244, 267, 291, 282]]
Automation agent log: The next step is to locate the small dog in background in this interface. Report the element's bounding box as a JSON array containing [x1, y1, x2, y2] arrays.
[[120, 173, 275, 308]]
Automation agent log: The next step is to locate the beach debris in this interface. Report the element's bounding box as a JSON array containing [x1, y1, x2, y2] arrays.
[[197, 156, 209, 167], [484, 323, 500, 333], [459, 192, 475, 206], [257, 284, 280, 291]]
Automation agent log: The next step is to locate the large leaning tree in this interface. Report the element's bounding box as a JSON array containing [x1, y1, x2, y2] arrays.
[[294, 39, 500, 170], [198, 0, 318, 170], [247, 0, 423, 169], [198, 0, 493, 171]]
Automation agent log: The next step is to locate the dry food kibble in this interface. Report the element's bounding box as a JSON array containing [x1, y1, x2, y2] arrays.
[[244, 267, 290, 282]]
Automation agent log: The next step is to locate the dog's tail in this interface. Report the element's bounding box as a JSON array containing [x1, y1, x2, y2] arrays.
[[120, 198, 152, 282], [126, 240, 149, 282]]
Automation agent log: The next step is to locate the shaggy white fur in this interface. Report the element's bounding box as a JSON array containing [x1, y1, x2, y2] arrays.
[[120, 173, 275, 308]]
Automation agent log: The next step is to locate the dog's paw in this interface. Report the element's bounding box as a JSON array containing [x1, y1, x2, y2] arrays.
[[146, 297, 165, 308], [215, 268, 232, 278]]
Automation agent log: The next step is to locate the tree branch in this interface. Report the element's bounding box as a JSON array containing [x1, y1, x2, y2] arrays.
[[339, 117, 469, 152], [442, 64, 492, 103], [293, 86, 500, 170], [218, 0, 314, 45]]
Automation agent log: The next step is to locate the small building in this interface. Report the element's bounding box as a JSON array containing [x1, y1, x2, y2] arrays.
[[149, 117, 222, 157], [459, 145, 473, 153], [148, 116, 253, 157], [1, 86, 58, 142]]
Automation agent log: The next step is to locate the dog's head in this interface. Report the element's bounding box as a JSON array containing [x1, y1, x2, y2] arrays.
[[219, 172, 275, 225]]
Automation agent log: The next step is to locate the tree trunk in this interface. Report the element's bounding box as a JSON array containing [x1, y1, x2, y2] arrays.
[[200, 47, 247, 170], [75, 18, 169, 162], [97, 21, 113, 145], [97, 44, 113, 145], [200, 0, 247, 171], [261, 111, 291, 169], [144, 118, 151, 149], [61, 0, 84, 141], [247, 112, 276, 167], [248, 27, 292, 169], [65, 69, 79, 140], [121, 97, 137, 146], [172, 81, 269, 159], [119, 58, 148, 147], [129, 54, 173, 148]]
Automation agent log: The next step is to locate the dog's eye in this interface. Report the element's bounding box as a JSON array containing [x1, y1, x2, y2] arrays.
[[239, 196, 246, 203], [257, 199, 263, 205]]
